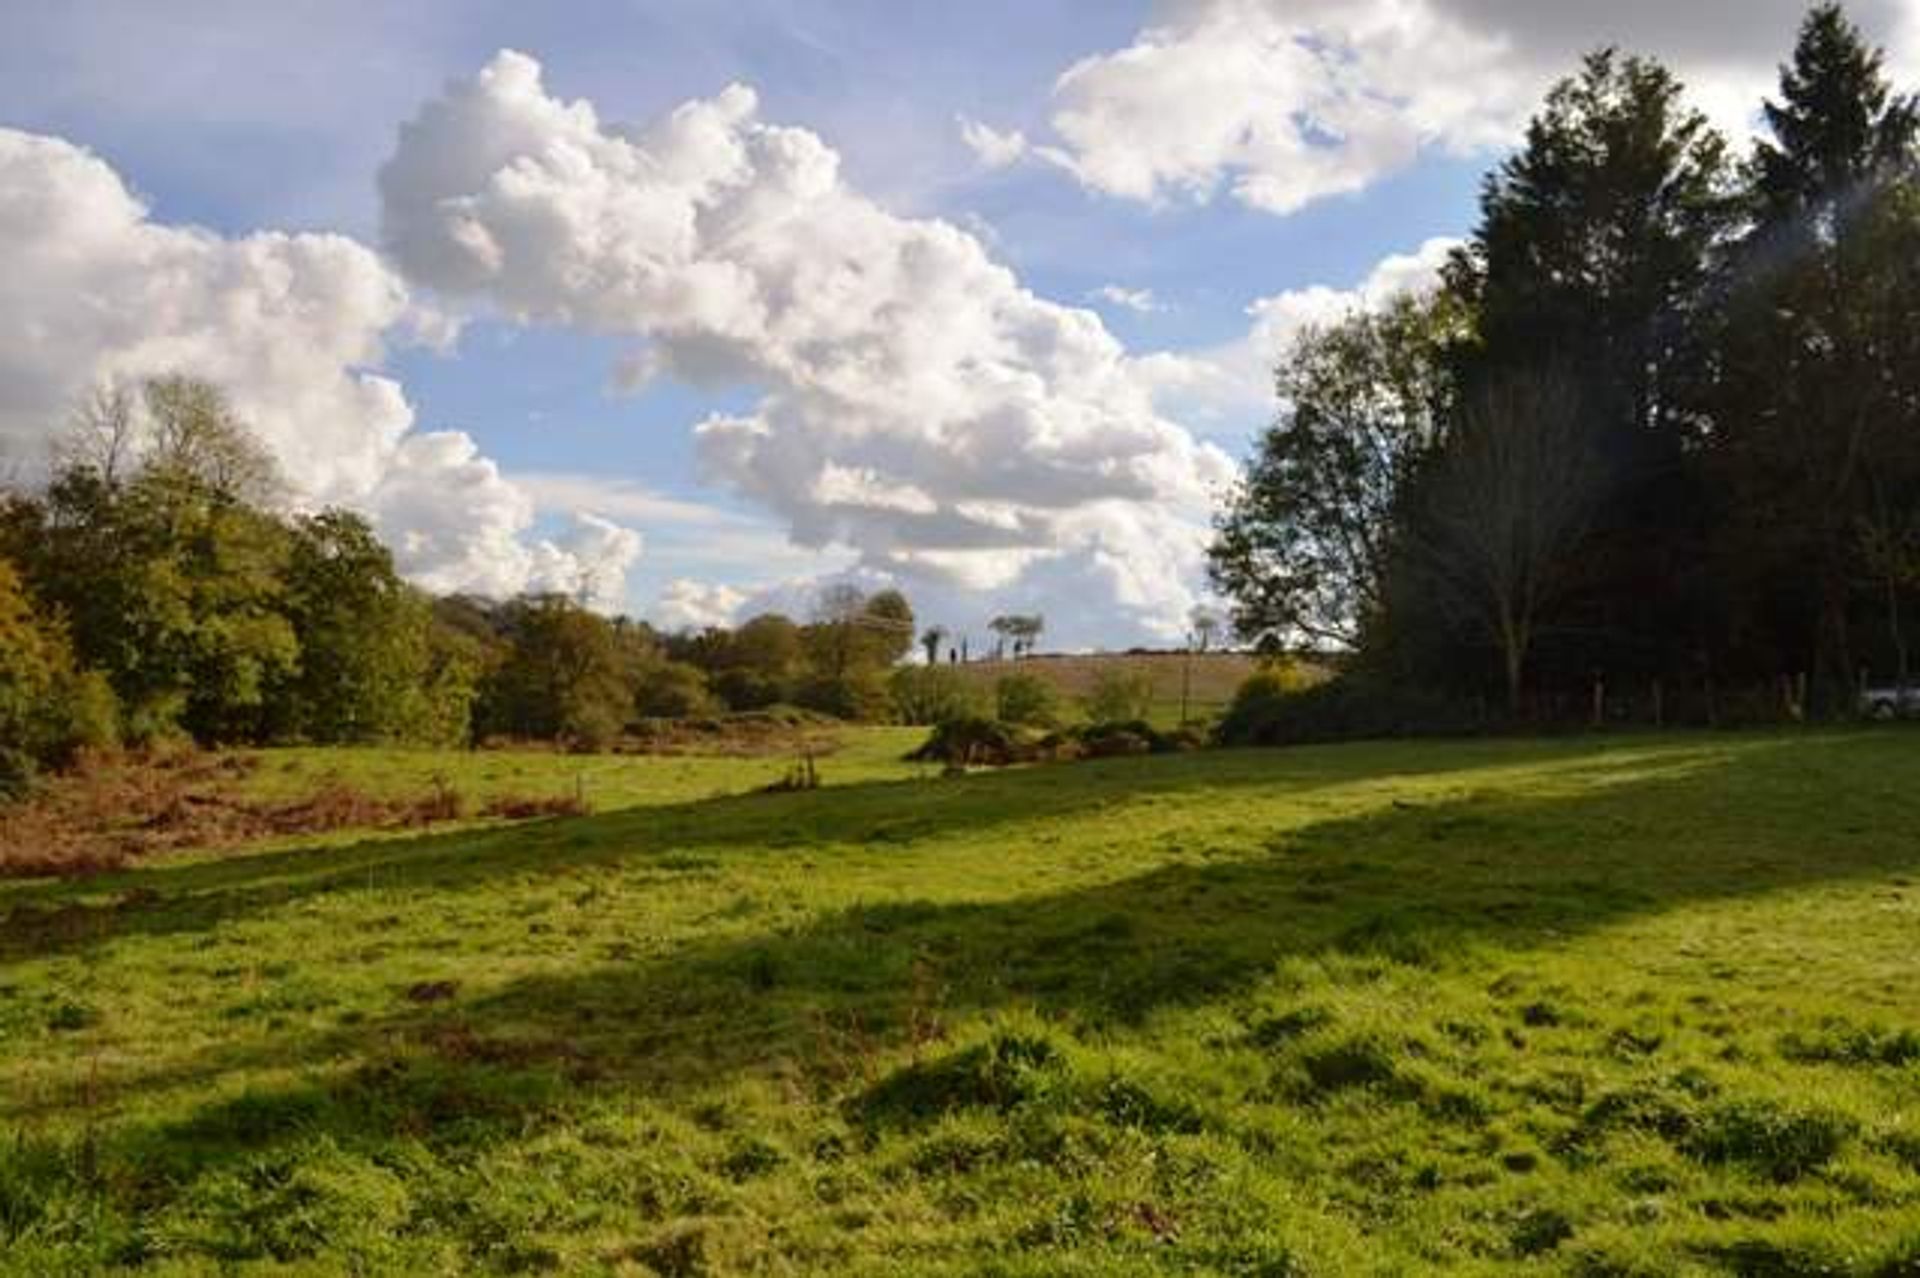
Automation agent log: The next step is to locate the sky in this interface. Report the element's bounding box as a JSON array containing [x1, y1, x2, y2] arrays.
[[2, 0, 1916, 647]]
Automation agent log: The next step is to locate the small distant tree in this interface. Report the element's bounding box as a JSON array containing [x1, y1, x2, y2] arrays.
[[988, 614, 1045, 659], [1188, 607, 1222, 653], [54, 382, 140, 487], [920, 625, 948, 667], [988, 616, 1014, 660], [863, 589, 917, 665]]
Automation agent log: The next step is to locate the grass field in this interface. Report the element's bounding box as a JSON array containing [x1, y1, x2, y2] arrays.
[[956, 651, 1267, 725], [7, 728, 1920, 1273]]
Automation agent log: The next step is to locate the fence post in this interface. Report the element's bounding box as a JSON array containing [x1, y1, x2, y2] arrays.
[[1591, 671, 1605, 729], [1652, 679, 1664, 729]]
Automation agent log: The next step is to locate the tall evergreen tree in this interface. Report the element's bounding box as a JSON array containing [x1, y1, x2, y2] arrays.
[[1441, 50, 1734, 686], [1712, 3, 1920, 696]]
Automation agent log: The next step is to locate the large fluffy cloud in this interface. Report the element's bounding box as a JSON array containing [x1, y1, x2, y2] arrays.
[[1000, 0, 1920, 215], [1142, 236, 1460, 433], [0, 126, 639, 605], [379, 51, 1236, 643]]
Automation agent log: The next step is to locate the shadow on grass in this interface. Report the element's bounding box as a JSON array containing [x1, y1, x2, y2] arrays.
[[0, 731, 1723, 964], [28, 728, 1920, 1209]]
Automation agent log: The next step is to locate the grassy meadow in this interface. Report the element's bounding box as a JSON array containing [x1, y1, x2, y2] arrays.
[[6, 728, 1920, 1273]]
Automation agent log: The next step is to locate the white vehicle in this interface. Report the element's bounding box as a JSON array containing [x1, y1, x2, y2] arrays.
[[1861, 685, 1920, 719]]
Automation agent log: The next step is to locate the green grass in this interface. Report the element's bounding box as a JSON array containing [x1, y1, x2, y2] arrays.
[[228, 728, 930, 823], [6, 728, 1920, 1273]]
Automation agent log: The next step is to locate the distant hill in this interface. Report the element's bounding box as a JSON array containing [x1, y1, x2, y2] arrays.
[[951, 650, 1267, 723]]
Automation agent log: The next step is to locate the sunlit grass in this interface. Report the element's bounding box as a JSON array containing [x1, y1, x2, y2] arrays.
[[5, 729, 1920, 1272]]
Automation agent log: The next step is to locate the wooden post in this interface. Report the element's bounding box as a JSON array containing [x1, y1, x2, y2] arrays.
[[1652, 679, 1664, 729], [1180, 644, 1194, 725], [1591, 671, 1604, 729]]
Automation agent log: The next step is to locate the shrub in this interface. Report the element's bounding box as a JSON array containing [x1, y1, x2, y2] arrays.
[[995, 672, 1059, 726], [0, 556, 118, 783], [1082, 669, 1155, 724], [1076, 722, 1154, 758], [908, 716, 1026, 767], [889, 666, 981, 725], [1074, 719, 1197, 757], [1217, 672, 1480, 746], [48, 669, 120, 762]]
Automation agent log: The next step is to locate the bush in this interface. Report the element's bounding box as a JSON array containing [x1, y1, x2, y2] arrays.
[[908, 716, 1027, 767], [0, 556, 118, 780], [1217, 672, 1480, 746], [1082, 669, 1155, 724], [634, 661, 715, 719], [1073, 719, 1200, 758], [995, 672, 1059, 726], [48, 669, 120, 762], [0, 747, 34, 802], [889, 666, 981, 726]]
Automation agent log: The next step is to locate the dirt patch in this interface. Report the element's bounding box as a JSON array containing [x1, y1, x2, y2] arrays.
[[478, 793, 591, 821], [0, 751, 541, 880]]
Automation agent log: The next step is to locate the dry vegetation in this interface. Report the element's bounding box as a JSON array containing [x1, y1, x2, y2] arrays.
[[0, 749, 581, 879]]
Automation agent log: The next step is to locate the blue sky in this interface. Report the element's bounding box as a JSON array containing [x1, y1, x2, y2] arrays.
[[2, 1, 1910, 643]]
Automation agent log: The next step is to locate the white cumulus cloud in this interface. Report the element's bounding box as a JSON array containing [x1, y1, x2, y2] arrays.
[[1090, 284, 1163, 314], [0, 125, 640, 608], [1143, 236, 1462, 429], [1022, 0, 1919, 215], [653, 578, 748, 631], [378, 50, 1237, 643], [958, 116, 1030, 169]]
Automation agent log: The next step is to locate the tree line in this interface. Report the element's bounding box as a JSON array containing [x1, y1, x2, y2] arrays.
[[0, 379, 933, 789], [1210, 5, 1920, 720]]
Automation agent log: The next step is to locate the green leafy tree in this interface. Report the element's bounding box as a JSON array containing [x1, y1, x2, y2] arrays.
[[480, 594, 633, 748], [0, 557, 75, 790], [15, 380, 298, 743], [862, 589, 917, 665], [277, 509, 438, 743], [711, 613, 801, 709], [634, 661, 714, 718], [1209, 292, 1462, 649]]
